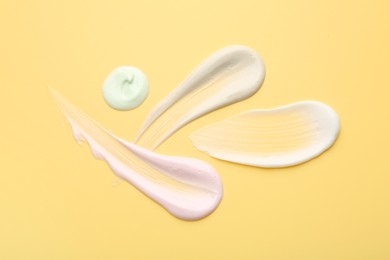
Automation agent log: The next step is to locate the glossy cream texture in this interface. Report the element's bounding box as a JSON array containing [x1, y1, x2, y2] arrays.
[[103, 66, 148, 110], [135, 45, 265, 150], [50, 90, 222, 220], [190, 101, 340, 168]]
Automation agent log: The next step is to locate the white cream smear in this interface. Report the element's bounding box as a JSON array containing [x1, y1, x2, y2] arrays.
[[135, 45, 265, 150], [190, 101, 340, 168], [50, 89, 222, 220]]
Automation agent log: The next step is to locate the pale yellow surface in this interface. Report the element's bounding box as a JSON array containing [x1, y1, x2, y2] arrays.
[[1, 0, 389, 259]]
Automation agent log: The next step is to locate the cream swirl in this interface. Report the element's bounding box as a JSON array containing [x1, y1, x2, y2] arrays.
[[103, 66, 149, 110]]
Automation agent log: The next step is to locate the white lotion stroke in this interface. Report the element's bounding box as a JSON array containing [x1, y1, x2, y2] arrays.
[[190, 101, 340, 168], [50, 90, 222, 220], [135, 45, 265, 150]]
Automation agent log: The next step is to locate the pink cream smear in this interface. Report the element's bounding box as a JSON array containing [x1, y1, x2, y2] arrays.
[[50, 89, 222, 220]]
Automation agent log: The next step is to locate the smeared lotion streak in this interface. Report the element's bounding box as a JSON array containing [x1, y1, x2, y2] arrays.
[[50, 89, 222, 220], [135, 45, 265, 150], [190, 101, 340, 168]]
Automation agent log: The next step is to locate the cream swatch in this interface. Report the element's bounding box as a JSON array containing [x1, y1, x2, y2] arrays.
[[50, 89, 222, 220], [135, 45, 265, 150], [190, 101, 340, 168], [102, 66, 149, 111]]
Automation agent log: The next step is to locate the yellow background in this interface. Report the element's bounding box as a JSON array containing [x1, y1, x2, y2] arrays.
[[1, 0, 390, 259]]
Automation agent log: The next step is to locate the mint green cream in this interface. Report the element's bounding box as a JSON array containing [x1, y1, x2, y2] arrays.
[[103, 66, 149, 110]]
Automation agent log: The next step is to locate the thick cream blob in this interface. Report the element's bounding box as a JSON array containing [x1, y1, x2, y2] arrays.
[[135, 45, 265, 150], [190, 101, 340, 168], [51, 89, 222, 220], [103, 66, 148, 110]]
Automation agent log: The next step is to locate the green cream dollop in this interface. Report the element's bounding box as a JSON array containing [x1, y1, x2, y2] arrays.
[[103, 66, 149, 110]]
